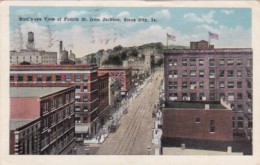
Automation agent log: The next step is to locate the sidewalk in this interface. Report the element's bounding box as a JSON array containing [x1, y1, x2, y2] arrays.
[[152, 110, 163, 155]]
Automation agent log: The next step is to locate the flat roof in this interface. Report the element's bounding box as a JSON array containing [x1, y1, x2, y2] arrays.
[[10, 87, 69, 98], [164, 48, 252, 55], [165, 101, 226, 110], [10, 119, 34, 130], [10, 64, 98, 71]]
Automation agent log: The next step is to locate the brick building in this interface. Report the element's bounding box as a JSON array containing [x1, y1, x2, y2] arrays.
[[98, 67, 132, 97], [10, 87, 76, 155], [164, 46, 253, 138], [10, 64, 109, 138], [162, 101, 233, 152]]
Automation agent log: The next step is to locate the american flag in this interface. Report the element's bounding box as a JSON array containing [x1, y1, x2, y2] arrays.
[[209, 32, 219, 40], [167, 33, 176, 41]]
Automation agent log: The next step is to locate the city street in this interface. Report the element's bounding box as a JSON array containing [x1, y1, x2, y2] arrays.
[[96, 70, 163, 155]]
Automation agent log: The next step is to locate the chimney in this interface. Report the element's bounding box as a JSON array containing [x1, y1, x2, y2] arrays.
[[181, 143, 185, 150], [59, 41, 63, 53]]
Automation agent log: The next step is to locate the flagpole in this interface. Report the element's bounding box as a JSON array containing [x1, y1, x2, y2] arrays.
[[167, 34, 168, 48], [208, 32, 211, 48]]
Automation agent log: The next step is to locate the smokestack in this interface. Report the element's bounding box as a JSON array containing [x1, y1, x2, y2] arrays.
[[59, 41, 63, 53]]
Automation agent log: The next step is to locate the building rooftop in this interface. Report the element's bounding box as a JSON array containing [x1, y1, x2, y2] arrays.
[[165, 101, 226, 110], [10, 87, 69, 98], [164, 48, 252, 55], [10, 64, 98, 71], [10, 119, 35, 130]]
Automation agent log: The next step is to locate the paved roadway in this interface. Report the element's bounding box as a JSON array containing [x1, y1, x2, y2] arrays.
[[96, 70, 163, 155]]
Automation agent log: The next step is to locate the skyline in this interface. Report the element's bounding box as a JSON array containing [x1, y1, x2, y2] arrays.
[[10, 7, 251, 57]]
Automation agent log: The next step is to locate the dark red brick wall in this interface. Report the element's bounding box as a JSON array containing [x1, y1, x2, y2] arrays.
[[163, 109, 233, 141], [10, 98, 40, 120]]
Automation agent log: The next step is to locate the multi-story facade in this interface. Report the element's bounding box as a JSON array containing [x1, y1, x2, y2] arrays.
[[164, 47, 253, 138], [10, 64, 104, 138], [162, 101, 233, 152], [98, 67, 132, 97], [10, 87, 76, 155]]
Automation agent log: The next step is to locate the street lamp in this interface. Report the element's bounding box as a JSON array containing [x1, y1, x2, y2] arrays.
[[146, 145, 152, 155]]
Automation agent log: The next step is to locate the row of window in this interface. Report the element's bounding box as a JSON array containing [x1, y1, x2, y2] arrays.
[[169, 81, 251, 89], [10, 74, 88, 82], [168, 92, 252, 101], [168, 58, 252, 67], [11, 56, 39, 59], [168, 70, 252, 78], [232, 117, 252, 129]]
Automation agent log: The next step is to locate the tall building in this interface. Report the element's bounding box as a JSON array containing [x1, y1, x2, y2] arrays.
[[98, 67, 132, 97], [10, 32, 57, 65], [164, 44, 253, 139], [10, 64, 109, 138], [10, 87, 76, 155]]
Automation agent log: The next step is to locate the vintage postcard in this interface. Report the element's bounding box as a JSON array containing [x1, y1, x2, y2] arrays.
[[1, 1, 260, 165]]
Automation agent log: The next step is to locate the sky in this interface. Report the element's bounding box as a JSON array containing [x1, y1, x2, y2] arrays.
[[10, 7, 251, 58]]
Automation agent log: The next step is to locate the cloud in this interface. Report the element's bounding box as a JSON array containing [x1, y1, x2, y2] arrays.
[[221, 10, 235, 15], [151, 9, 171, 19], [184, 10, 218, 24], [98, 12, 113, 19], [195, 24, 251, 48], [117, 11, 130, 18], [67, 10, 88, 18]]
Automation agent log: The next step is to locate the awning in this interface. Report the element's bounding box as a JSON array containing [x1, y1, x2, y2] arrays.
[[75, 124, 89, 133]]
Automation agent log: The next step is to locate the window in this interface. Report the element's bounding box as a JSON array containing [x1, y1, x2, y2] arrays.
[[190, 70, 196, 77], [173, 70, 178, 78], [18, 74, 23, 82], [248, 121, 252, 129], [173, 59, 177, 66], [168, 71, 173, 78], [10, 75, 14, 82], [219, 81, 225, 88], [199, 70, 204, 77], [173, 82, 177, 89], [237, 70, 242, 78], [168, 59, 173, 66], [58, 96, 63, 106], [51, 99, 56, 109], [195, 117, 200, 123], [75, 85, 81, 93], [190, 58, 196, 66], [182, 59, 188, 66], [56, 75, 61, 82], [247, 81, 252, 88], [75, 106, 81, 112], [247, 59, 252, 67], [75, 74, 81, 82], [248, 92, 252, 100], [210, 120, 215, 133], [227, 59, 234, 66], [209, 70, 215, 78], [66, 74, 71, 82], [199, 93, 205, 101], [237, 93, 243, 100], [209, 81, 215, 88], [209, 59, 215, 67], [83, 74, 88, 81], [182, 82, 188, 89], [182, 93, 189, 101], [190, 93, 197, 100], [228, 93, 234, 101], [37, 74, 42, 82], [169, 82, 173, 89], [210, 93, 215, 101], [228, 82, 234, 88], [237, 59, 242, 65], [233, 117, 235, 128], [247, 70, 252, 77], [219, 70, 225, 78], [199, 59, 204, 66], [237, 82, 242, 88], [83, 96, 88, 102], [199, 82, 204, 89], [220, 93, 225, 100], [182, 70, 187, 77], [227, 70, 234, 78], [190, 82, 196, 89], [84, 86, 88, 92], [237, 105, 243, 112], [219, 59, 225, 65], [46, 74, 52, 82], [237, 117, 243, 129]]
